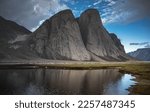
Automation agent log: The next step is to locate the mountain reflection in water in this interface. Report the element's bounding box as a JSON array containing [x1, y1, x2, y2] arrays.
[[0, 69, 136, 95]]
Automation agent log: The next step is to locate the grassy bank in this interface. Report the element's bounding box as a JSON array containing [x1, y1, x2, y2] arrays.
[[118, 62, 150, 95]]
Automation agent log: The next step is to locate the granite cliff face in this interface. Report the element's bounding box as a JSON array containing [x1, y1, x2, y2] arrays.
[[78, 9, 129, 61], [128, 48, 150, 61], [110, 33, 125, 53], [30, 10, 91, 60], [0, 9, 131, 62]]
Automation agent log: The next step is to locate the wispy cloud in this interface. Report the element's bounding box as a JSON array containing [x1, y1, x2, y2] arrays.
[[130, 42, 149, 46], [0, 0, 69, 30], [130, 42, 150, 48], [93, 0, 102, 6], [101, 0, 150, 24], [1, 0, 150, 30]]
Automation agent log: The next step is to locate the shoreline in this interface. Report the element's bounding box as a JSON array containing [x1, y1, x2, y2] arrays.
[[0, 61, 150, 94], [0, 60, 149, 68]]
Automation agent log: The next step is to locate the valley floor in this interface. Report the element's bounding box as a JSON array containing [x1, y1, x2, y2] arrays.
[[0, 60, 150, 94]]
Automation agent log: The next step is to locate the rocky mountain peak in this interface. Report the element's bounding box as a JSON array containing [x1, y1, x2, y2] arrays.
[[51, 9, 74, 19], [30, 9, 91, 60], [78, 8, 129, 61], [128, 48, 150, 61], [0, 9, 131, 62], [80, 9, 103, 25]]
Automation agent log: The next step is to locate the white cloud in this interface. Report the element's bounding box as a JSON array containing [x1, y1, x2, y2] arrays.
[[1, 0, 149, 30], [104, 0, 113, 2], [31, 19, 45, 32], [32, 0, 69, 18], [0, 0, 69, 31], [93, 0, 102, 6], [102, 0, 150, 24], [108, 1, 116, 6], [102, 18, 108, 24], [88, 5, 92, 8], [31, 0, 69, 31]]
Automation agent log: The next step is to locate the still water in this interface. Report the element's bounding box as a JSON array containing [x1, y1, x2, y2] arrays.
[[0, 69, 136, 95]]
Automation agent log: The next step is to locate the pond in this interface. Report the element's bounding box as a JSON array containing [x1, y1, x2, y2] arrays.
[[0, 69, 136, 95]]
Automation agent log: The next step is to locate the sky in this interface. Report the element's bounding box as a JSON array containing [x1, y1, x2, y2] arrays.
[[0, 0, 150, 52]]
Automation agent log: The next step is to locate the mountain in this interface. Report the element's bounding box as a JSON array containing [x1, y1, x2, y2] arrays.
[[30, 10, 91, 60], [0, 16, 38, 61], [0, 16, 31, 43], [109, 33, 125, 53], [128, 48, 150, 61], [0, 9, 131, 62], [78, 9, 129, 61]]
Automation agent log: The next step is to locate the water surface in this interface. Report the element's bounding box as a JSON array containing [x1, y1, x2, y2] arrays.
[[0, 69, 136, 95]]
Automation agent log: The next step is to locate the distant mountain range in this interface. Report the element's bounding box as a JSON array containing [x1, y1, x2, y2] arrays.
[[0, 9, 132, 62], [128, 48, 150, 61]]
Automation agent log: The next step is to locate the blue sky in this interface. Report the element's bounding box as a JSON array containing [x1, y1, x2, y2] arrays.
[[105, 18, 150, 52], [0, 0, 150, 52], [63, 0, 150, 52]]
